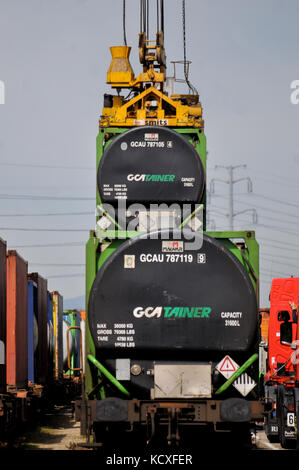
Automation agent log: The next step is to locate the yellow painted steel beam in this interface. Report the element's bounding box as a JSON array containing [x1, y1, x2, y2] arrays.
[[100, 86, 204, 128]]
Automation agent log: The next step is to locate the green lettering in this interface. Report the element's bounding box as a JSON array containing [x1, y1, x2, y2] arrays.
[[183, 307, 194, 318], [163, 306, 211, 318], [171, 307, 180, 317], [144, 174, 175, 182], [193, 307, 203, 318], [202, 307, 211, 318], [164, 307, 173, 317], [177, 307, 185, 318], [145, 174, 152, 181]]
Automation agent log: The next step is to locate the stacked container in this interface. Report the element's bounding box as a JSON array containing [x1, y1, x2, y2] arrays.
[[63, 309, 81, 374], [27, 279, 36, 384], [0, 238, 6, 393], [6, 251, 28, 389], [52, 291, 63, 381], [28, 273, 48, 385], [47, 292, 54, 380]]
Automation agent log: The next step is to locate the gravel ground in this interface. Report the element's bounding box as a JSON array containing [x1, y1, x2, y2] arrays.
[[16, 405, 87, 451], [9, 408, 288, 452], [255, 430, 282, 451]]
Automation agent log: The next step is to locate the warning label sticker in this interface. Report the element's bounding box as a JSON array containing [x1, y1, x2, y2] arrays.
[[216, 355, 256, 397], [216, 355, 238, 378], [162, 241, 184, 253], [144, 133, 159, 141]]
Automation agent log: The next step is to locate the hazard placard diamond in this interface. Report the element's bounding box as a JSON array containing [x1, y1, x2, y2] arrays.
[[216, 355, 256, 397]]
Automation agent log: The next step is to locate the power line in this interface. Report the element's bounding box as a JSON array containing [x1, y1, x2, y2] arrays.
[[209, 195, 299, 220], [261, 267, 296, 277], [0, 194, 94, 201], [206, 210, 299, 237], [260, 255, 299, 271], [213, 211, 299, 237], [262, 252, 299, 263], [210, 165, 299, 191], [0, 162, 93, 170], [0, 227, 89, 232], [47, 273, 85, 279], [260, 243, 299, 255], [238, 220, 299, 237], [12, 242, 85, 248], [245, 172, 299, 190], [248, 192, 299, 210], [0, 212, 94, 217], [29, 263, 84, 267], [211, 165, 299, 188], [249, 212, 299, 227], [246, 166, 299, 187], [257, 236, 299, 249]]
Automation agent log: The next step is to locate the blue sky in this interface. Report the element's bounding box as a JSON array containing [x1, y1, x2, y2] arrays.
[[0, 0, 298, 306]]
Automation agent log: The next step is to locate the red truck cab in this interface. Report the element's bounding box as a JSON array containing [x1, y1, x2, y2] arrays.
[[266, 277, 299, 384], [264, 277, 299, 448]]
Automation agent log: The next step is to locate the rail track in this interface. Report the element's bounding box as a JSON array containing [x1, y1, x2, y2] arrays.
[[4, 409, 287, 452]]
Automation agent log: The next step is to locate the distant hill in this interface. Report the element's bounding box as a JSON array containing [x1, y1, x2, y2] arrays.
[[63, 295, 85, 310]]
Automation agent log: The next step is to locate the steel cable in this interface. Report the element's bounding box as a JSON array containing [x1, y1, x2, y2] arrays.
[[123, 0, 127, 46]]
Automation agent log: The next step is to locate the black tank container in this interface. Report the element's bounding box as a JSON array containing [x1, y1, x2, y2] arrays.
[[98, 127, 205, 204], [88, 230, 257, 355]]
